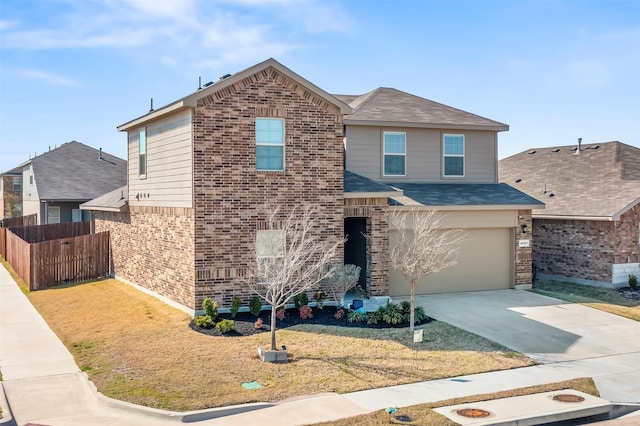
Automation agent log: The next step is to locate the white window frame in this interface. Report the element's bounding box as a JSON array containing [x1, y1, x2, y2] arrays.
[[12, 176, 21, 191], [382, 131, 406, 177], [256, 230, 286, 258], [47, 206, 61, 224], [443, 134, 465, 177], [256, 118, 285, 171], [139, 127, 147, 178]]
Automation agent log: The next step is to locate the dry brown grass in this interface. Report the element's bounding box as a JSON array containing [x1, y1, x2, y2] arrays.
[[313, 377, 599, 426], [24, 278, 534, 411]]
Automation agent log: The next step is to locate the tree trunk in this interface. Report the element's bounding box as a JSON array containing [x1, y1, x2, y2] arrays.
[[270, 305, 277, 350], [409, 281, 416, 333]]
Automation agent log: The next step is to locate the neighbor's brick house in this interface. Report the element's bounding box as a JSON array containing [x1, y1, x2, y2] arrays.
[[84, 59, 542, 314], [500, 141, 640, 287], [0, 166, 23, 221]]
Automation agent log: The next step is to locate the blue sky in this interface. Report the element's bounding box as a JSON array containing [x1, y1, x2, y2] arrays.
[[1, 0, 638, 172]]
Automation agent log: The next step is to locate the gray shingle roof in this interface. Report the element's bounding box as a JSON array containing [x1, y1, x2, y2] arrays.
[[333, 88, 509, 131], [1, 166, 22, 176], [389, 182, 544, 207], [29, 141, 127, 202], [499, 141, 640, 219], [80, 185, 128, 212], [344, 170, 398, 194]]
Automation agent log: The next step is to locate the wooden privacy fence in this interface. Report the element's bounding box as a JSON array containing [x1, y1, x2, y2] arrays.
[[1, 222, 110, 291], [0, 213, 37, 228]]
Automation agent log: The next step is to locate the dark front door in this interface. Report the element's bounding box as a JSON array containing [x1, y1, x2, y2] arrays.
[[344, 217, 367, 289]]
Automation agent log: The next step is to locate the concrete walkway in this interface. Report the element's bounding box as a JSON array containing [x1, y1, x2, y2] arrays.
[[1, 263, 639, 425]]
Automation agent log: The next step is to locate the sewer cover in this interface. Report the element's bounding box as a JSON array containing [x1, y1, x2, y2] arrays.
[[456, 408, 491, 418], [552, 394, 585, 403], [394, 414, 413, 422]]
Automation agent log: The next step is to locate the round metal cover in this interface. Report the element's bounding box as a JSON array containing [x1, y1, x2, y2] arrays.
[[456, 408, 491, 418], [394, 414, 412, 422], [552, 394, 585, 403]]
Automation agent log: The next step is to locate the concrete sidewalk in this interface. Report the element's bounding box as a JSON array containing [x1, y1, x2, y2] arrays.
[[1, 262, 638, 425]]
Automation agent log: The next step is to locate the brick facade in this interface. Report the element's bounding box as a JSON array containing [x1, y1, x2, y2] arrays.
[[94, 207, 195, 309], [533, 203, 640, 285], [191, 67, 345, 309], [515, 209, 533, 285]]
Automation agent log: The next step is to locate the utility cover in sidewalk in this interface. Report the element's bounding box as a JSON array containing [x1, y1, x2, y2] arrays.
[[242, 381, 262, 390]]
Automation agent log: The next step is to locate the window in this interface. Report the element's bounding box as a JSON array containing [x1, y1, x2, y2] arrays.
[[139, 128, 147, 177], [256, 118, 284, 171], [47, 206, 60, 224], [383, 132, 406, 176], [443, 134, 465, 177], [256, 230, 285, 283], [12, 177, 21, 191]]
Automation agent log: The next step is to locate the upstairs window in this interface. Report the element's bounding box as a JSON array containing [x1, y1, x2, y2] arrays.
[[256, 118, 284, 171], [12, 176, 21, 191], [139, 128, 147, 177], [256, 230, 285, 283], [383, 132, 406, 176], [443, 134, 465, 177]]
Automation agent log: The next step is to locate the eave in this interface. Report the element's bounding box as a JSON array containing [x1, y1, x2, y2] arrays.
[[344, 119, 509, 132]]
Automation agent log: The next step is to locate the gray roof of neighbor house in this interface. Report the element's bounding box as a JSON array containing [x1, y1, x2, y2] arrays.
[[80, 185, 128, 212], [499, 141, 640, 220], [1, 166, 22, 176], [333, 88, 509, 131], [388, 182, 544, 208], [25, 141, 127, 202], [343, 170, 399, 197]]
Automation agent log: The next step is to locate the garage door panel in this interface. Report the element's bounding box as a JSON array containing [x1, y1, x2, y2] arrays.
[[389, 228, 512, 296]]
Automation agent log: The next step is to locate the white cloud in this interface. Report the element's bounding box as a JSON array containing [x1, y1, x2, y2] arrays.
[[16, 69, 79, 86]]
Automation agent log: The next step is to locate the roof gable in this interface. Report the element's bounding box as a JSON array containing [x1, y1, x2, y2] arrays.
[[118, 58, 352, 131], [334, 88, 508, 131], [499, 141, 640, 219], [29, 141, 127, 201]]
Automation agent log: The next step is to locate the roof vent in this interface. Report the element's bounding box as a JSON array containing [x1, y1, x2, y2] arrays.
[[220, 73, 232, 80], [203, 81, 214, 88], [528, 150, 536, 154], [588, 145, 600, 150], [548, 193, 555, 198], [552, 148, 560, 153], [515, 179, 522, 183]]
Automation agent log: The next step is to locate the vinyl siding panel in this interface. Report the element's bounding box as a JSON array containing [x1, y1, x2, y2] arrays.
[[128, 110, 193, 208], [345, 125, 497, 183]]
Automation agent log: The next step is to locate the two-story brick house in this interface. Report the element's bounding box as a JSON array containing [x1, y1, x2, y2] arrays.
[[0, 166, 23, 220], [83, 59, 542, 314]]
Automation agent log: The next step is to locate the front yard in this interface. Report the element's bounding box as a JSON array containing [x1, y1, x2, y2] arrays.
[[22, 277, 534, 411]]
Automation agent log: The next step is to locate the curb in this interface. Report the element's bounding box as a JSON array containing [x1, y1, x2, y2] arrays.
[[0, 383, 16, 426], [82, 373, 274, 422]]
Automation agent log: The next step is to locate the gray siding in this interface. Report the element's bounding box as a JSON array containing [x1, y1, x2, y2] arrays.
[[22, 165, 41, 222], [128, 110, 193, 208], [345, 125, 498, 183]]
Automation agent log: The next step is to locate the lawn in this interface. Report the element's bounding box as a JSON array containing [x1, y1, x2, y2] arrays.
[[21, 277, 534, 411], [313, 377, 599, 426], [533, 280, 640, 322]]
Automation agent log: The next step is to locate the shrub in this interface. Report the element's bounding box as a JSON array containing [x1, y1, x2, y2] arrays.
[[367, 309, 382, 325], [254, 318, 263, 329], [215, 319, 235, 334], [382, 303, 404, 325], [347, 310, 367, 323], [299, 305, 313, 319], [413, 305, 428, 323], [249, 296, 262, 316], [629, 274, 638, 290], [314, 291, 326, 309], [230, 296, 242, 318], [194, 315, 213, 329], [276, 308, 286, 320], [334, 308, 346, 320], [293, 292, 309, 309], [202, 297, 218, 321]]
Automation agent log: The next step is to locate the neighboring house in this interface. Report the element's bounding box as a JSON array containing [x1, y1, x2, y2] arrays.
[[0, 166, 23, 220], [20, 141, 127, 224], [499, 141, 640, 287], [82, 58, 542, 314]]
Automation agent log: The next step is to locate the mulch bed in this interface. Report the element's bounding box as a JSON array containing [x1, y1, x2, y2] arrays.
[[189, 306, 434, 337], [617, 287, 640, 303]]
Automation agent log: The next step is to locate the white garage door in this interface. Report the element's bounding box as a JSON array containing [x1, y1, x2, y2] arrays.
[[389, 228, 513, 296]]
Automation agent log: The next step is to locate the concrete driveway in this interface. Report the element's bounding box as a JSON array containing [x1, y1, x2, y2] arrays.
[[411, 290, 640, 363]]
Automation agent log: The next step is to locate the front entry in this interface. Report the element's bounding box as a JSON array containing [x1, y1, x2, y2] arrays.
[[344, 217, 367, 290]]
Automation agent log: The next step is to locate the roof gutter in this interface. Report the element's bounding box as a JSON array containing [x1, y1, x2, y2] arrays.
[[533, 214, 616, 222]]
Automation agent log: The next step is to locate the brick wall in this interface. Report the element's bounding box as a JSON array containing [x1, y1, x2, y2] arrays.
[[614, 203, 640, 264], [515, 210, 533, 285], [94, 207, 195, 309], [191, 66, 345, 308]]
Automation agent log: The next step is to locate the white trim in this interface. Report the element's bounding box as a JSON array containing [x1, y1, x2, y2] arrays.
[[139, 127, 147, 179], [344, 191, 401, 199], [389, 203, 543, 211], [256, 117, 285, 172], [382, 131, 406, 177], [443, 134, 465, 178]]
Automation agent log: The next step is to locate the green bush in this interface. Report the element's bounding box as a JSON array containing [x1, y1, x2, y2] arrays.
[[230, 296, 242, 318], [215, 319, 235, 334], [347, 310, 367, 323], [413, 305, 428, 323], [314, 291, 326, 309], [629, 274, 638, 290], [293, 292, 309, 309], [249, 296, 262, 316], [367, 309, 383, 325], [202, 297, 218, 320], [382, 303, 403, 325], [194, 315, 213, 328]]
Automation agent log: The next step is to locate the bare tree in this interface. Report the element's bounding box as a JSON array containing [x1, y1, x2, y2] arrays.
[[244, 205, 342, 350], [389, 208, 464, 332], [323, 264, 361, 308]]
